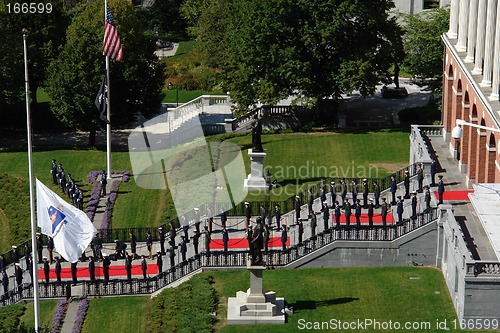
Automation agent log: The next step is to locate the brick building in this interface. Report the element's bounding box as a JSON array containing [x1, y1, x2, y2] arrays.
[[442, 0, 500, 186]]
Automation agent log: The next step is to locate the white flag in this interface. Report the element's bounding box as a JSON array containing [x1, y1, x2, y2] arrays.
[[36, 179, 96, 263]]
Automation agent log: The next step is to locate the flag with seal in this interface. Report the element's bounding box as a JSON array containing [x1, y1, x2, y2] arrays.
[[36, 179, 96, 263]]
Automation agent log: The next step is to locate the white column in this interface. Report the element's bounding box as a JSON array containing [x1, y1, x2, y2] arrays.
[[489, 1, 500, 99], [456, 0, 469, 51], [448, 0, 460, 39], [473, 0, 488, 74], [465, 0, 479, 62], [481, 0, 497, 86]]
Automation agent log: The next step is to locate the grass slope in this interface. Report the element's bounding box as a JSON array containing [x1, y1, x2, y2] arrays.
[[212, 267, 485, 333], [20, 300, 59, 330], [81, 296, 149, 333], [0, 130, 409, 242]]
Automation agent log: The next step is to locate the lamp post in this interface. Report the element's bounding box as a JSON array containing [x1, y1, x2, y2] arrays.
[[452, 119, 500, 138], [168, 82, 178, 107]]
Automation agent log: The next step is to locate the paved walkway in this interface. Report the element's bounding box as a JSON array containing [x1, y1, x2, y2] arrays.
[[60, 299, 79, 333]]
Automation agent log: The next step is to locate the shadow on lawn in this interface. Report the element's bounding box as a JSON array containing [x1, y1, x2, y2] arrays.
[[290, 297, 359, 311]]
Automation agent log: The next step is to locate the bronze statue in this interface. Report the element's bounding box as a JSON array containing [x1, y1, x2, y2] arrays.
[[252, 118, 263, 152], [250, 218, 264, 265]]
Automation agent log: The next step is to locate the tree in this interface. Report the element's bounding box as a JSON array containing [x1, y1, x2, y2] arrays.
[[46, 0, 165, 145], [192, 0, 404, 114], [401, 7, 449, 94], [136, 0, 188, 39], [0, 1, 67, 119]]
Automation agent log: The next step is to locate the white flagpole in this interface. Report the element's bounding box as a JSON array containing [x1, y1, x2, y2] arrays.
[[105, 0, 112, 180], [23, 29, 41, 333]]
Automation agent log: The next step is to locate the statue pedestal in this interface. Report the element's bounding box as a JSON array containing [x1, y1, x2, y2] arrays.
[[244, 149, 268, 190], [227, 261, 285, 324]]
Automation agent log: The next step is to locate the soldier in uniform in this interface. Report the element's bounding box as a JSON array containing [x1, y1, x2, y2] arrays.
[[403, 170, 410, 199], [380, 198, 389, 227], [340, 178, 347, 207], [280, 225, 287, 252], [55, 257, 62, 283], [351, 180, 358, 207], [430, 159, 437, 186], [344, 199, 351, 228], [103, 253, 111, 282], [274, 204, 281, 230], [15, 263, 23, 293], [390, 174, 397, 206], [156, 251, 163, 274], [417, 164, 424, 193], [355, 199, 362, 229], [307, 188, 314, 216], [146, 231, 153, 260], [245, 202, 251, 230], [437, 175, 445, 205], [125, 253, 132, 282], [169, 222, 176, 248], [424, 186, 431, 213], [158, 227, 166, 255], [298, 218, 304, 244], [101, 171, 107, 196], [192, 230, 200, 255], [169, 246, 176, 269], [141, 255, 147, 280], [179, 236, 187, 262], [47, 236, 54, 264], [330, 181, 336, 206], [373, 180, 380, 208], [220, 209, 227, 229], [130, 231, 137, 260], [320, 185, 327, 205], [396, 196, 404, 225], [362, 179, 369, 208], [203, 226, 211, 253], [263, 224, 270, 254], [71, 262, 78, 285], [43, 257, 50, 284], [310, 213, 317, 237], [295, 195, 301, 224], [222, 226, 229, 254], [88, 256, 95, 283], [36, 234, 43, 264], [2, 269, 8, 298], [367, 198, 374, 228], [334, 201, 341, 229], [51, 159, 58, 185], [411, 191, 418, 219], [321, 201, 330, 231]]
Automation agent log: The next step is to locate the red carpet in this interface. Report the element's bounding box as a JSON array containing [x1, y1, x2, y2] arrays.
[[38, 264, 159, 279], [210, 237, 290, 249], [333, 213, 394, 224], [434, 190, 473, 201]]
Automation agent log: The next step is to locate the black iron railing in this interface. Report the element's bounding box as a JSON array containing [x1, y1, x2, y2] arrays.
[[0, 207, 438, 304]]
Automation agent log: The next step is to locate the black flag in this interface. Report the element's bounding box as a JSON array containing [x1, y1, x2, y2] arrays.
[[95, 75, 109, 124]]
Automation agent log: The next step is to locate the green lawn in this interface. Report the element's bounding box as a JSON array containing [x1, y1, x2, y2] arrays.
[[211, 267, 486, 333], [81, 296, 149, 333], [223, 130, 410, 201], [5, 267, 487, 333], [20, 300, 59, 330], [0, 130, 410, 247]]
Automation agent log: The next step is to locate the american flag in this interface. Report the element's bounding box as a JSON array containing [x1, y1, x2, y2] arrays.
[[102, 4, 123, 61]]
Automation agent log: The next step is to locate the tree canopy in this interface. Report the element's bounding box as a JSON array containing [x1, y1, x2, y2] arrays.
[[401, 7, 449, 94], [187, 0, 404, 112], [0, 0, 67, 113], [46, 0, 165, 145]]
